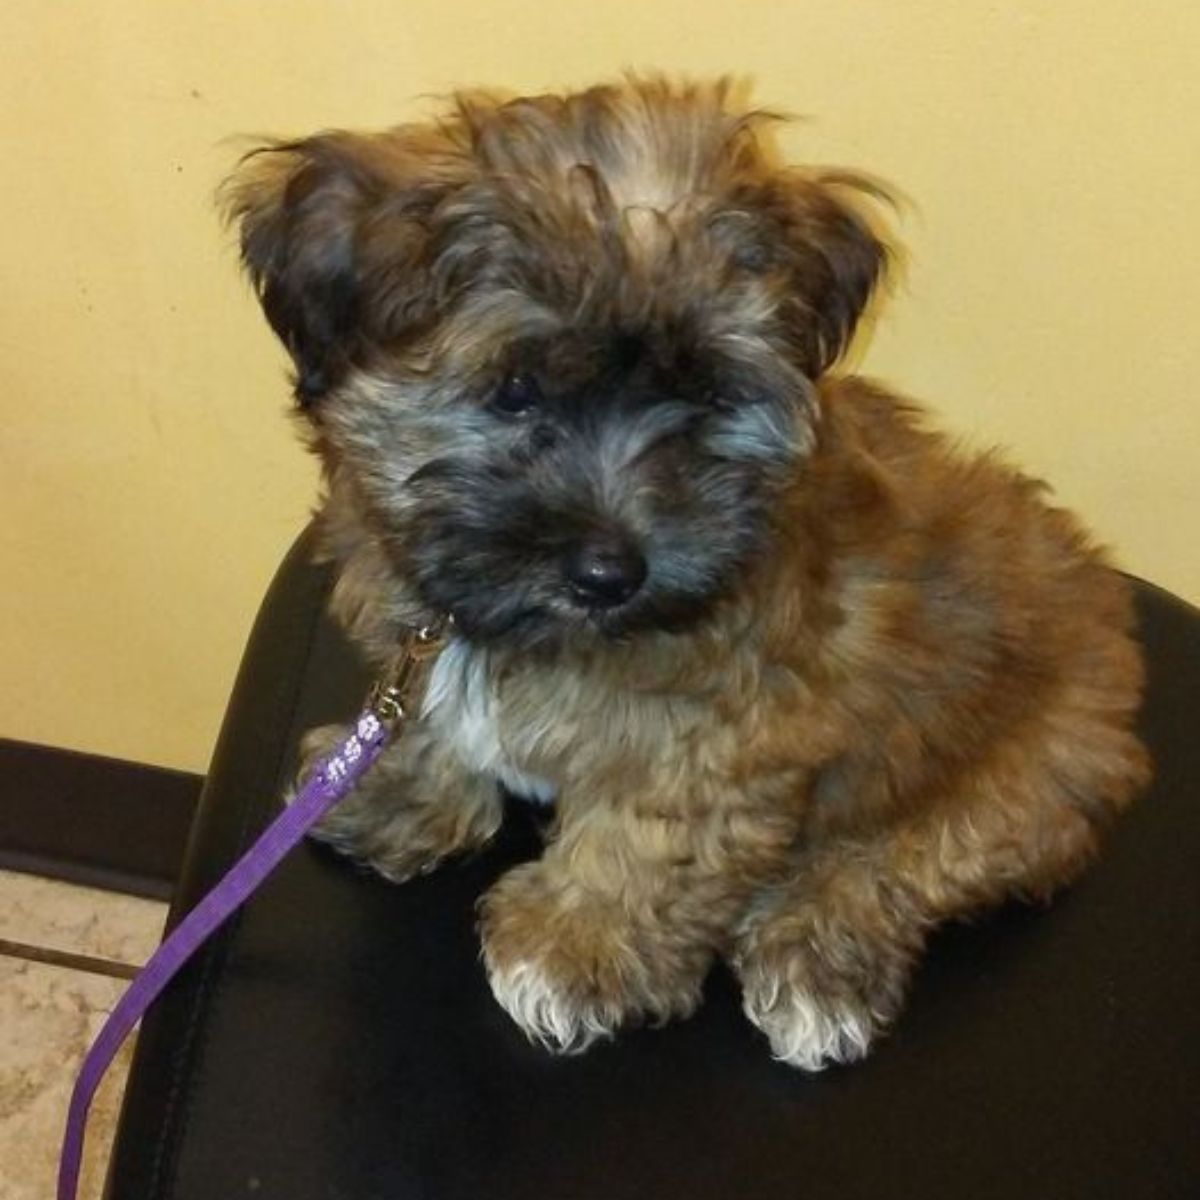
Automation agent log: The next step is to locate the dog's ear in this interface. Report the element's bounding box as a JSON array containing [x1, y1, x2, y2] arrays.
[[768, 173, 890, 378], [222, 131, 466, 405]]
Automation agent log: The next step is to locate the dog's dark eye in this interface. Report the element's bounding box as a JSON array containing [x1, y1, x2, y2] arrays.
[[702, 387, 735, 412], [491, 373, 542, 416], [733, 243, 774, 273]]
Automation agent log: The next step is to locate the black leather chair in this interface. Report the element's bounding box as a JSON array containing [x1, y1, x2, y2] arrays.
[[107, 526, 1200, 1200]]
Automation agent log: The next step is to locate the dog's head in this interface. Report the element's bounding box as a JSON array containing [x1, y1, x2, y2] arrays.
[[225, 78, 887, 648]]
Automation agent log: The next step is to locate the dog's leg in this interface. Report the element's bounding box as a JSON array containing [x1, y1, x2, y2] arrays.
[[479, 796, 798, 1052], [295, 721, 502, 882], [731, 790, 1109, 1071]]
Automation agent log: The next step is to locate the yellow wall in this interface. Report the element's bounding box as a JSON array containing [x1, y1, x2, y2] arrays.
[[3, 1, 1197, 772]]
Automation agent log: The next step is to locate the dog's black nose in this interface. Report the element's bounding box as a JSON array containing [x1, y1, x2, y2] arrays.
[[565, 537, 647, 608]]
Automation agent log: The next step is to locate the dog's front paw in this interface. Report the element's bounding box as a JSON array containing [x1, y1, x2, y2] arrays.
[[292, 723, 354, 792], [293, 724, 502, 883], [479, 863, 704, 1053], [311, 788, 495, 883], [732, 898, 915, 1072], [738, 967, 877, 1071]]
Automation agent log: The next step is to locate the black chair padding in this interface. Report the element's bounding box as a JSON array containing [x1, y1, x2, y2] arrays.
[[107, 527, 1200, 1200]]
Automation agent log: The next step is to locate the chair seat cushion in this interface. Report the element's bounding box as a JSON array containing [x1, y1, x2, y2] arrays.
[[107, 529, 1200, 1200]]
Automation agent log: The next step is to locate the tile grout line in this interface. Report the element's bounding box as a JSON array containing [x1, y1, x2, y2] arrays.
[[0, 937, 140, 980]]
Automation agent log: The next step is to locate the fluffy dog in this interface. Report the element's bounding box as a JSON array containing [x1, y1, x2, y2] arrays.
[[224, 77, 1149, 1070]]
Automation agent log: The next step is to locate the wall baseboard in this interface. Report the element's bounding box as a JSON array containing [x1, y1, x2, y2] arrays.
[[0, 738, 202, 900]]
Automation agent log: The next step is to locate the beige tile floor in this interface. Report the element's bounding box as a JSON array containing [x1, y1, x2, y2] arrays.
[[0, 869, 166, 1200]]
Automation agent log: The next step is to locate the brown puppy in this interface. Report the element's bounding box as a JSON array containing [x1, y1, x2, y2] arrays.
[[225, 77, 1149, 1069]]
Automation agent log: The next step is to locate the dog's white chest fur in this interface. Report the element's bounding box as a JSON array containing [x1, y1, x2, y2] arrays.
[[422, 637, 558, 804]]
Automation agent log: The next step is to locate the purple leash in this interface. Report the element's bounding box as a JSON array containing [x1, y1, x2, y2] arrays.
[[57, 621, 447, 1200]]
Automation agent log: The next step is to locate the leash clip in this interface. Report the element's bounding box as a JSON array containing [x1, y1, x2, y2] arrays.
[[369, 616, 451, 727]]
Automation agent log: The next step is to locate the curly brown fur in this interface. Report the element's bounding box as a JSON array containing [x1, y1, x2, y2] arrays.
[[225, 76, 1148, 1069]]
